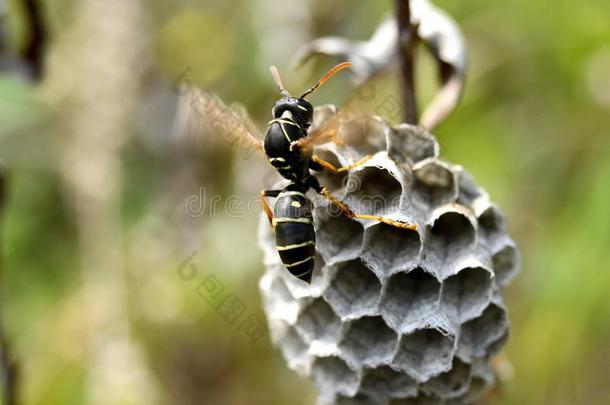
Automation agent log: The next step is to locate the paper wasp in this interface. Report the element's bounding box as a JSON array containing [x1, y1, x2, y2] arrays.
[[190, 63, 416, 283]]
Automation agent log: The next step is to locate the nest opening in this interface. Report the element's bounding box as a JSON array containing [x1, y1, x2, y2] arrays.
[[362, 223, 421, 277], [360, 366, 417, 399], [348, 166, 402, 216], [441, 266, 493, 323], [425, 211, 476, 275], [392, 328, 455, 382], [296, 298, 342, 343], [380, 268, 441, 331], [316, 206, 365, 264], [412, 161, 457, 207], [323, 259, 382, 318], [315, 149, 349, 192], [492, 244, 519, 287], [458, 303, 508, 361], [311, 356, 359, 397], [340, 316, 398, 366], [421, 357, 472, 400]]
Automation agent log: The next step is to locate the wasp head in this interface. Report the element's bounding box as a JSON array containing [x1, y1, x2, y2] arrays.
[[272, 97, 314, 128]]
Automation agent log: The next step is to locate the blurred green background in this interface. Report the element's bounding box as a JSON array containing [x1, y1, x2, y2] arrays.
[[0, 0, 609, 404]]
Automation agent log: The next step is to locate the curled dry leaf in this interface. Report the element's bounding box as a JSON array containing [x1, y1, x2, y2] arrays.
[[293, 0, 467, 130]]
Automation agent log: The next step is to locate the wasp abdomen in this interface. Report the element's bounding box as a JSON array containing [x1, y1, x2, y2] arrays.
[[272, 189, 316, 283]]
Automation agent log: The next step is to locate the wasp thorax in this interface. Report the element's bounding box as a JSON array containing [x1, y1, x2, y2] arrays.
[[259, 106, 519, 404]]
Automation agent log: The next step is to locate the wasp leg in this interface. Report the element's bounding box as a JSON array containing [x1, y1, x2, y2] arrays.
[[318, 186, 417, 231], [310, 154, 372, 174], [260, 189, 281, 226]]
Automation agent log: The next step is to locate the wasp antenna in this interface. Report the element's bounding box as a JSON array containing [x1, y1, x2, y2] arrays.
[[269, 65, 292, 98], [300, 62, 352, 99]]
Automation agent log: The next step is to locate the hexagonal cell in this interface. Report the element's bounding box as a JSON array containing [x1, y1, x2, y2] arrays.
[[380, 268, 441, 332], [359, 366, 417, 399], [392, 328, 456, 382], [347, 166, 402, 217], [339, 316, 398, 367], [311, 356, 359, 397], [339, 116, 388, 156], [312, 105, 338, 130], [412, 159, 458, 208], [455, 170, 485, 206], [440, 266, 493, 323], [457, 303, 509, 361], [421, 357, 472, 400], [457, 359, 495, 404], [424, 209, 476, 278], [264, 273, 301, 324], [477, 204, 507, 249], [324, 259, 382, 319], [278, 325, 310, 374], [295, 298, 341, 344], [315, 205, 365, 265], [315, 149, 349, 192], [388, 124, 439, 164], [492, 244, 519, 287], [362, 223, 421, 278]]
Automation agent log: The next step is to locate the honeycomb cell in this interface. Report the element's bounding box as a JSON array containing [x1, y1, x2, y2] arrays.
[[315, 148, 349, 192], [492, 243, 519, 287], [424, 208, 476, 278], [262, 272, 301, 324], [339, 316, 398, 367], [421, 357, 471, 400], [457, 359, 495, 404], [347, 165, 402, 217], [412, 159, 458, 208], [315, 205, 365, 265], [392, 328, 455, 382], [362, 224, 421, 278], [324, 259, 382, 318], [295, 298, 341, 344], [311, 104, 338, 130], [360, 366, 418, 399], [440, 266, 493, 323], [278, 325, 310, 373], [457, 302, 509, 361], [388, 124, 439, 165], [311, 356, 359, 397], [455, 170, 485, 206], [477, 204, 507, 249], [339, 116, 388, 156], [380, 268, 441, 332]]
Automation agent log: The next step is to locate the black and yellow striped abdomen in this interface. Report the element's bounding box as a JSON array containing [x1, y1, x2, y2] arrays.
[[272, 186, 316, 283]]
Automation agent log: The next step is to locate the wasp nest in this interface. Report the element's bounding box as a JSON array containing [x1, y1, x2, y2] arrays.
[[259, 106, 519, 404]]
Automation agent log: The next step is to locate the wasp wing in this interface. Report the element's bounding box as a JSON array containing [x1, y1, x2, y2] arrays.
[[295, 93, 370, 153], [182, 88, 264, 156]]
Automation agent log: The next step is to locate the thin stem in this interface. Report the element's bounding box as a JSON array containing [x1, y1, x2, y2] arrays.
[[395, 0, 419, 124], [0, 167, 18, 405]]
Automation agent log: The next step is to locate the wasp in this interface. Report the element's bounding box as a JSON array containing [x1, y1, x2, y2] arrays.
[[190, 63, 417, 283]]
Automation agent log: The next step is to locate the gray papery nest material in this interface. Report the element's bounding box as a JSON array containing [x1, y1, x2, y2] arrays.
[[259, 107, 519, 405]]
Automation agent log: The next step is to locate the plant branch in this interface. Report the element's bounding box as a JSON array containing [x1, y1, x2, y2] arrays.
[[0, 166, 18, 405], [395, 0, 419, 124]]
